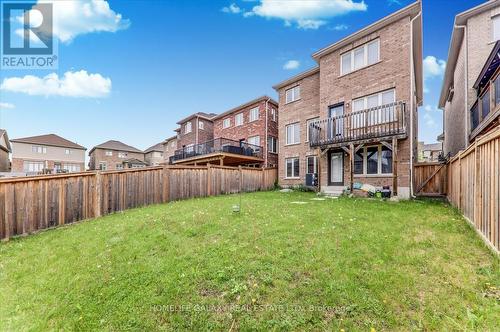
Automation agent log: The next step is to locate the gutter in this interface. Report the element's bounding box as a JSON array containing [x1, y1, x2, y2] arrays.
[[264, 97, 271, 167], [454, 23, 469, 150], [409, 10, 421, 198]]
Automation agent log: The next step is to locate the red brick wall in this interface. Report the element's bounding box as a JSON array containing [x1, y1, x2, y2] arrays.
[[12, 158, 85, 173], [176, 117, 214, 149], [89, 149, 144, 170]]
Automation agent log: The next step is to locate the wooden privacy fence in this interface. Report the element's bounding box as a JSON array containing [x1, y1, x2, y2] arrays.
[[447, 126, 500, 253], [413, 162, 448, 196], [0, 165, 278, 240]]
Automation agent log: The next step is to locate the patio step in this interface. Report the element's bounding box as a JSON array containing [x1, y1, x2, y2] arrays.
[[322, 186, 345, 197]]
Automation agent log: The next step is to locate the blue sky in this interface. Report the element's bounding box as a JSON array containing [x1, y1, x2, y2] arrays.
[[0, 0, 485, 154]]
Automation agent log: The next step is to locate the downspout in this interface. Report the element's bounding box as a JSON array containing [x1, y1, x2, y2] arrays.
[[195, 117, 199, 144], [264, 97, 271, 167], [409, 11, 421, 198], [454, 24, 468, 149]]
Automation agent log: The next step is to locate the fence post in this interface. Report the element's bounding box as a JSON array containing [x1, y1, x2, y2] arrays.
[[58, 178, 66, 226], [238, 165, 242, 193], [162, 166, 170, 203], [94, 171, 102, 218], [474, 142, 480, 229], [206, 164, 211, 196], [261, 167, 265, 190]]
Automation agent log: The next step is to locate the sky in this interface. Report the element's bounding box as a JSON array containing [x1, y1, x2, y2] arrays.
[[0, 0, 486, 156]]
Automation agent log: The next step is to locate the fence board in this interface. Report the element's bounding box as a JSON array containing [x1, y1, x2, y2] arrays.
[[413, 163, 447, 196]]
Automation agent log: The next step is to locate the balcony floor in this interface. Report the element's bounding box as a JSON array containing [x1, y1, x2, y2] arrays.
[[310, 132, 407, 149], [171, 152, 264, 166]]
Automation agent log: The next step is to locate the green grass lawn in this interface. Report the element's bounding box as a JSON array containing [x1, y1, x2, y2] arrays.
[[1, 192, 499, 331]]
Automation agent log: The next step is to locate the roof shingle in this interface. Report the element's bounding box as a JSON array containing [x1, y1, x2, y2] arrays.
[[10, 134, 86, 150]]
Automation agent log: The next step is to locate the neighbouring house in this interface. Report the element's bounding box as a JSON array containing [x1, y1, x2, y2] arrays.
[[89, 140, 145, 171], [418, 142, 443, 162], [144, 142, 164, 166], [0, 129, 12, 172], [273, 1, 423, 199], [169, 97, 278, 167], [162, 135, 177, 164], [175, 112, 217, 152], [439, 0, 500, 157], [11, 134, 86, 174]]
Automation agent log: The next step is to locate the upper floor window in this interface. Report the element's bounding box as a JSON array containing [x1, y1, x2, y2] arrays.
[[286, 123, 300, 145], [32, 145, 47, 154], [268, 136, 278, 153], [248, 135, 260, 147], [493, 15, 500, 41], [352, 89, 395, 128], [198, 121, 204, 130], [118, 152, 127, 159], [285, 86, 300, 103], [271, 108, 277, 122], [185, 121, 192, 134], [65, 149, 72, 155], [223, 118, 231, 128], [341, 39, 380, 75], [235, 113, 244, 126], [105, 150, 113, 156], [249, 107, 259, 122]]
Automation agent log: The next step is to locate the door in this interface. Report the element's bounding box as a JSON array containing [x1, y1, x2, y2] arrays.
[[328, 104, 344, 139], [329, 152, 344, 185]]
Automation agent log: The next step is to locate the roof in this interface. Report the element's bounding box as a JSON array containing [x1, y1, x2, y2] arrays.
[[122, 158, 147, 165], [176, 112, 218, 125], [212, 96, 278, 120], [89, 140, 143, 155], [10, 134, 86, 150], [473, 40, 500, 90], [272, 67, 320, 90], [0, 129, 11, 153], [162, 135, 177, 145], [421, 142, 443, 151], [439, 0, 500, 108], [144, 142, 164, 153]]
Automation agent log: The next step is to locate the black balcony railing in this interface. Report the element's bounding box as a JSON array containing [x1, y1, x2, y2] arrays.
[[169, 138, 263, 163], [309, 101, 407, 147]]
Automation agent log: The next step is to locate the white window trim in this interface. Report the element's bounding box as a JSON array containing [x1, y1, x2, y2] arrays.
[[285, 86, 301, 104], [285, 122, 301, 146], [492, 15, 500, 42], [340, 38, 380, 76], [305, 117, 320, 143], [223, 118, 231, 129], [105, 150, 113, 156], [198, 121, 204, 130], [285, 157, 300, 179], [249, 107, 260, 122], [353, 144, 393, 177], [248, 135, 260, 147], [306, 155, 318, 174], [185, 121, 192, 134], [235, 113, 244, 126], [271, 108, 277, 122], [352, 88, 396, 128], [268, 136, 278, 154]]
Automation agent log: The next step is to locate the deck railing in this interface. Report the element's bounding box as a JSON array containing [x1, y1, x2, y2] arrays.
[[169, 138, 263, 163], [309, 101, 407, 147]]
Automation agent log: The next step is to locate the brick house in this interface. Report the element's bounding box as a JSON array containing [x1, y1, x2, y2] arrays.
[[89, 140, 146, 171], [144, 142, 164, 166], [11, 134, 86, 174], [175, 112, 217, 151], [273, 1, 423, 199], [439, 0, 500, 157], [0, 129, 12, 172], [162, 135, 177, 164]]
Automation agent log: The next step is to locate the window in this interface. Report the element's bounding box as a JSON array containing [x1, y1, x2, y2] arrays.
[[493, 15, 500, 41], [65, 149, 71, 155], [481, 90, 490, 119], [248, 135, 260, 147], [286, 123, 300, 145], [24, 161, 44, 172], [340, 39, 380, 75], [118, 152, 127, 159], [105, 150, 113, 156], [116, 164, 123, 170], [249, 107, 259, 122], [495, 75, 500, 105], [235, 113, 244, 126], [198, 121, 204, 130], [63, 164, 81, 172], [32, 146, 47, 154], [471, 102, 479, 131], [306, 155, 318, 174], [268, 136, 277, 153], [353, 145, 393, 175], [352, 89, 395, 128], [306, 117, 320, 142], [99, 162, 107, 171], [223, 118, 231, 128], [271, 108, 277, 122], [285, 86, 300, 103], [285, 157, 299, 178], [185, 121, 192, 134]]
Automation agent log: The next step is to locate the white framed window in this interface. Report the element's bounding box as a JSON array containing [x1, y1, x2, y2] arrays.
[[285, 157, 300, 178], [105, 150, 113, 156], [340, 39, 380, 75], [249, 107, 259, 122], [65, 149, 72, 155], [99, 162, 107, 171], [24, 161, 44, 172], [352, 89, 396, 128], [268, 136, 277, 153], [285, 86, 300, 103], [306, 155, 318, 174], [118, 152, 127, 159], [286, 122, 300, 145], [32, 146, 47, 154], [63, 164, 81, 172], [306, 117, 320, 142], [185, 121, 192, 134], [223, 118, 231, 128], [185, 144, 195, 153], [116, 164, 123, 170], [493, 15, 500, 41], [271, 108, 277, 122], [198, 121, 204, 130], [353, 145, 392, 175], [235, 113, 244, 126], [248, 135, 260, 147]]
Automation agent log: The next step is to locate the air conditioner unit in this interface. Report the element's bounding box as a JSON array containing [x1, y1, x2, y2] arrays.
[[305, 173, 318, 187]]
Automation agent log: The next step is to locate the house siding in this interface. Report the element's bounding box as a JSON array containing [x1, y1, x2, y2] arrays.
[[89, 149, 144, 170]]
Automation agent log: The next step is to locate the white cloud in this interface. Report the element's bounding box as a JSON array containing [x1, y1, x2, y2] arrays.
[[1, 70, 112, 98], [222, 3, 242, 14], [423, 112, 436, 127], [0, 102, 15, 109], [330, 24, 349, 31], [283, 60, 300, 70], [387, 0, 402, 5], [424, 105, 440, 113], [423, 56, 446, 80], [230, 0, 367, 30], [21, 0, 130, 43]]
